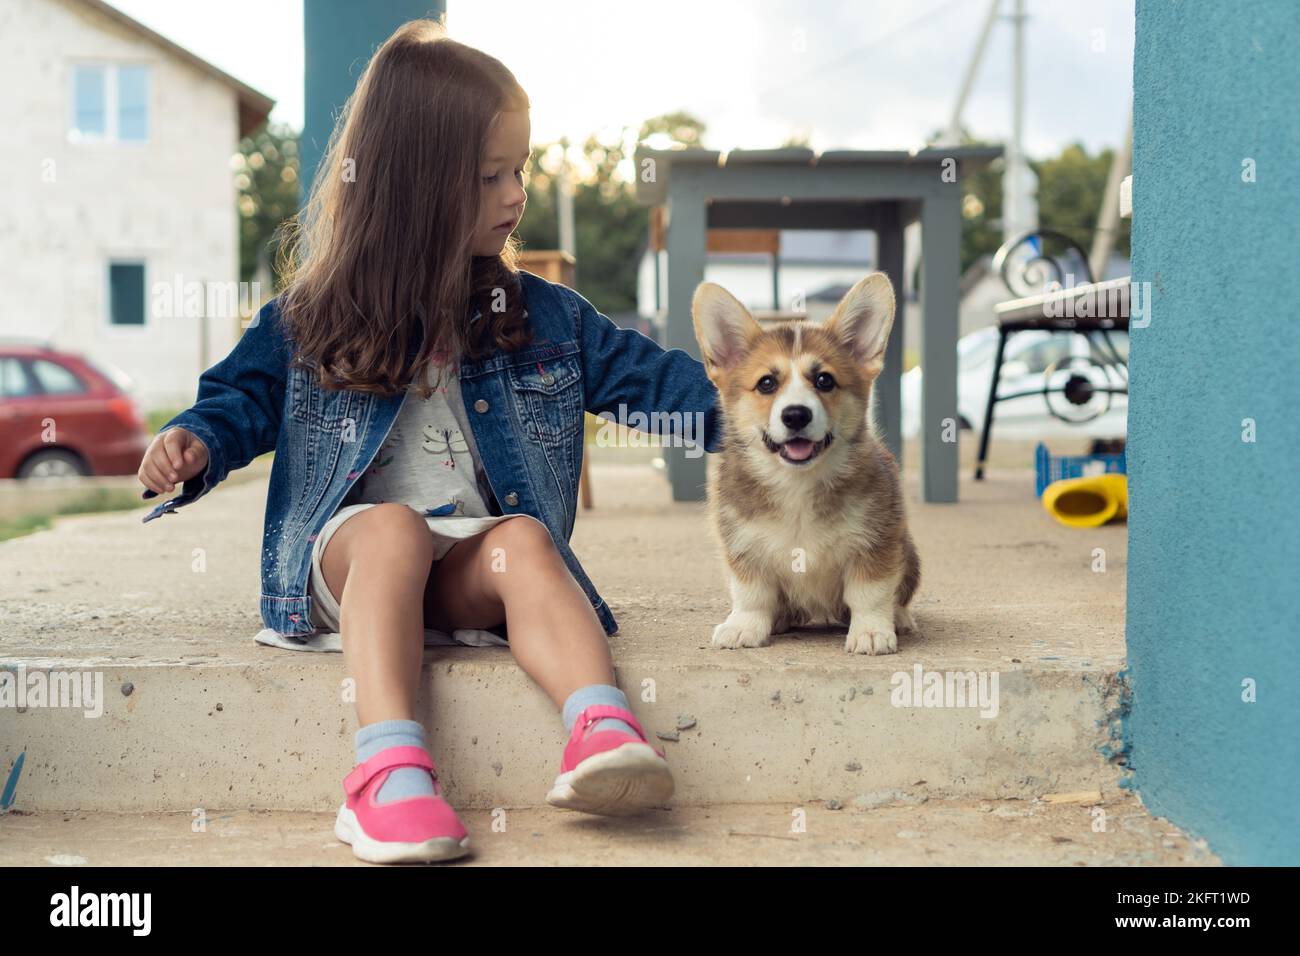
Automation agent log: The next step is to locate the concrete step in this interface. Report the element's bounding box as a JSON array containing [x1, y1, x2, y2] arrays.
[[1, 457, 1130, 813], [0, 795, 1217, 866], [2, 646, 1126, 812]]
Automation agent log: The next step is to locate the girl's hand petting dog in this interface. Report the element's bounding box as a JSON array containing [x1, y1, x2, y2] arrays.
[[138, 427, 209, 495]]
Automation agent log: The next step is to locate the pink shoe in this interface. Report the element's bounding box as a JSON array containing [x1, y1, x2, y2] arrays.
[[333, 745, 470, 863], [545, 704, 675, 815]]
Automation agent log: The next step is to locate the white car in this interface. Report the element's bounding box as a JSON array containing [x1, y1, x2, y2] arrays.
[[900, 326, 1129, 441]]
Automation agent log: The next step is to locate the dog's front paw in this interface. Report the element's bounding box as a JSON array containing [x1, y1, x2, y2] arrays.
[[845, 617, 897, 655], [712, 612, 774, 649]]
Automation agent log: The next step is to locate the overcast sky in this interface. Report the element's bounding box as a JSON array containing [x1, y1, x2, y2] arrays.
[[109, 0, 1134, 159]]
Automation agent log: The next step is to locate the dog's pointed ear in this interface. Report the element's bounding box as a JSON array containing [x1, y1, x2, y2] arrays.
[[692, 282, 761, 379], [824, 272, 896, 379]]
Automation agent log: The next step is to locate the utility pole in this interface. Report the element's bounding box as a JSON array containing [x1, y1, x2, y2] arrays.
[[1002, 0, 1037, 242], [943, 0, 1001, 146], [1089, 110, 1133, 280], [557, 137, 576, 258]]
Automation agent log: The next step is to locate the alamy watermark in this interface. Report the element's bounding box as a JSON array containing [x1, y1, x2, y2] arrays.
[[592, 405, 707, 459], [0, 666, 104, 718], [891, 663, 999, 718], [1040, 274, 1151, 329], [49, 886, 150, 936], [151, 274, 262, 323]]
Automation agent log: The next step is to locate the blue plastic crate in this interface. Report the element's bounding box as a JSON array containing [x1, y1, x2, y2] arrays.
[[1035, 442, 1127, 497]]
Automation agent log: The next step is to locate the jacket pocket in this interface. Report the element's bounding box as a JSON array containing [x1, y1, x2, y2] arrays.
[[288, 364, 357, 434], [507, 354, 583, 444]]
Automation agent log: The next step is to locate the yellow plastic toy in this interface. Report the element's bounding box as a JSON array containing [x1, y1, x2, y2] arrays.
[[1041, 473, 1128, 528]]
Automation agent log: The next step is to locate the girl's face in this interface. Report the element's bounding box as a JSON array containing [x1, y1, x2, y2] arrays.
[[472, 109, 531, 256]]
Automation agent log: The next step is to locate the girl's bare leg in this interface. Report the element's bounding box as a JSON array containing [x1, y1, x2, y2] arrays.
[[319, 503, 435, 726], [422, 515, 615, 707], [427, 516, 671, 817]]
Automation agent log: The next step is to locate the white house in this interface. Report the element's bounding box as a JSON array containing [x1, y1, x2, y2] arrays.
[[0, 0, 273, 410]]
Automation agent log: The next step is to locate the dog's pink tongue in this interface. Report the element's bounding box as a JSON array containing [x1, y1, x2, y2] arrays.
[[784, 438, 815, 460]]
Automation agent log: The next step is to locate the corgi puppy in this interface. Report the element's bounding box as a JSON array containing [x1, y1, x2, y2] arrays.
[[692, 273, 921, 655]]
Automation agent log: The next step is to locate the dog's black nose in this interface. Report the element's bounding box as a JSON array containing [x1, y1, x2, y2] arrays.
[[781, 405, 812, 431]]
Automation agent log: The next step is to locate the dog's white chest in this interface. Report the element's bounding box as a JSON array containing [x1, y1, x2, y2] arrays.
[[724, 505, 864, 618]]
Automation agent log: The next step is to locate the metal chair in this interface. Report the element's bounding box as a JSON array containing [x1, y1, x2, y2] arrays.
[[974, 230, 1131, 480]]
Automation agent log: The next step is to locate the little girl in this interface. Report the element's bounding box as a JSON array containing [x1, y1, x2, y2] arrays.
[[137, 18, 722, 864]]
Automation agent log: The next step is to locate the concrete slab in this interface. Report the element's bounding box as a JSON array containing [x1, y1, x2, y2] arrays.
[[0, 794, 1214, 867], [1, 448, 1129, 811]]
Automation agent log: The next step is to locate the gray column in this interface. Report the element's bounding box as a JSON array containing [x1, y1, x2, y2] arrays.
[[874, 203, 904, 467], [919, 194, 961, 503], [663, 179, 709, 501]]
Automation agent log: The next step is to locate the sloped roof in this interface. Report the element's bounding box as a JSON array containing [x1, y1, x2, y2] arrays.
[[71, 0, 275, 137]]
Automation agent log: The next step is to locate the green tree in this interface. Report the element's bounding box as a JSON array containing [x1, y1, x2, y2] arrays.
[[958, 152, 1006, 276], [514, 141, 560, 252], [570, 131, 646, 311], [515, 112, 709, 313], [637, 111, 707, 149], [233, 123, 300, 287], [1031, 142, 1131, 267], [952, 137, 1130, 276]]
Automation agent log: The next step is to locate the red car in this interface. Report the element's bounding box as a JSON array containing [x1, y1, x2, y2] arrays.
[[0, 343, 151, 479]]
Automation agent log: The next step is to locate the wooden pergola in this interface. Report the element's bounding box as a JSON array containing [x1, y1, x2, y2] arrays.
[[634, 145, 1002, 504]]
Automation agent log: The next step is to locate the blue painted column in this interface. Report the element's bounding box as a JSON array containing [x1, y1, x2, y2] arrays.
[[1127, 0, 1300, 865], [301, 1, 447, 199]]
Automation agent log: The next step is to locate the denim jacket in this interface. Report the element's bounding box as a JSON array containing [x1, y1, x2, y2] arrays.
[[141, 269, 723, 638]]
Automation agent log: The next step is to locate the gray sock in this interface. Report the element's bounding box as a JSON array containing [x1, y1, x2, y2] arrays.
[[561, 684, 639, 739], [354, 719, 437, 804]]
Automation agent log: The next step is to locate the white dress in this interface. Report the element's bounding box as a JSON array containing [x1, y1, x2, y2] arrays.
[[305, 351, 517, 646]]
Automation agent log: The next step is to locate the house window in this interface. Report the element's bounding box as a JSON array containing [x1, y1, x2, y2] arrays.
[[109, 262, 146, 326], [70, 64, 150, 143], [73, 66, 106, 137], [117, 65, 149, 140]]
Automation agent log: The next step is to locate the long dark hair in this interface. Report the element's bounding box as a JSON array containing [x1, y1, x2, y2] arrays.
[[275, 17, 533, 398]]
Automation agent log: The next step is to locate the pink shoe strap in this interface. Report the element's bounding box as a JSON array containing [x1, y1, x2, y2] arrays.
[[343, 745, 436, 799], [573, 704, 648, 743]]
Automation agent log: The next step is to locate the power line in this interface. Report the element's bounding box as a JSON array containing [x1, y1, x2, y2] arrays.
[[755, 0, 972, 101]]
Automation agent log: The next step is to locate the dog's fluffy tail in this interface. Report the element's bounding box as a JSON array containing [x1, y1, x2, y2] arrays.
[[897, 531, 921, 608]]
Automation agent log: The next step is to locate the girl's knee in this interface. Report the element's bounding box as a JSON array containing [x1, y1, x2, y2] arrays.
[[353, 503, 435, 562], [490, 513, 556, 557]]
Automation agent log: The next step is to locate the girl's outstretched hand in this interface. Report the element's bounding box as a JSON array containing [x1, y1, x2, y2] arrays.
[[138, 427, 209, 496]]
